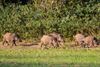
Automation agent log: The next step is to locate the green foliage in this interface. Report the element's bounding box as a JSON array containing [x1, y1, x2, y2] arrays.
[[0, 0, 100, 39]]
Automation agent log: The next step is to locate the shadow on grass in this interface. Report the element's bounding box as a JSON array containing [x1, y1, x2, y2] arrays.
[[0, 62, 100, 67]]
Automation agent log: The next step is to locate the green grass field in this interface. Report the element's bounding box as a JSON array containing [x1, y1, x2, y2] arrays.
[[0, 46, 100, 67]]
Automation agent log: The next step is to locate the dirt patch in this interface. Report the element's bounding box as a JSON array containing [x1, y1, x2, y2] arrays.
[[0, 41, 99, 49], [0, 41, 40, 49]]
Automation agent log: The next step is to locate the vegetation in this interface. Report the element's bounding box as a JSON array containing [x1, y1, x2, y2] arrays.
[[0, 1, 100, 67], [0, 47, 100, 67], [0, 0, 100, 39]]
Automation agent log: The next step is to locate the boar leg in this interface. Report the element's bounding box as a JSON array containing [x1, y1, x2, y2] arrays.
[[11, 40, 16, 46]]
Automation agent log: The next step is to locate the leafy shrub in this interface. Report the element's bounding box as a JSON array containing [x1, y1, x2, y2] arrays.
[[0, 0, 99, 40]]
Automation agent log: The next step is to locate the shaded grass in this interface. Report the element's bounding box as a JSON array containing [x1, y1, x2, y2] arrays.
[[0, 62, 100, 67], [0, 47, 100, 67]]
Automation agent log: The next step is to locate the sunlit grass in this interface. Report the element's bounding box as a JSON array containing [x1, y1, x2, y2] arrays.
[[0, 47, 100, 67]]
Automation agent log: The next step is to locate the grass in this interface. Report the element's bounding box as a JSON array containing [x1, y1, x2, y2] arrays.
[[0, 46, 100, 67]]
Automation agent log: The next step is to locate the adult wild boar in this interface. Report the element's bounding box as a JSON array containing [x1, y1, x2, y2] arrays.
[[83, 36, 97, 48], [39, 35, 58, 48], [2, 32, 22, 46], [49, 32, 64, 47], [74, 33, 85, 47]]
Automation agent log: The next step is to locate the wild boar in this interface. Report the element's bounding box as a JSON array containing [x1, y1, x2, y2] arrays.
[[83, 36, 97, 48], [74, 33, 85, 47], [39, 35, 58, 48], [2, 32, 21, 46], [49, 32, 64, 47]]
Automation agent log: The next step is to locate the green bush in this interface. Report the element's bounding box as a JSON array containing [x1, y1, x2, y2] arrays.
[[0, 0, 99, 40]]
